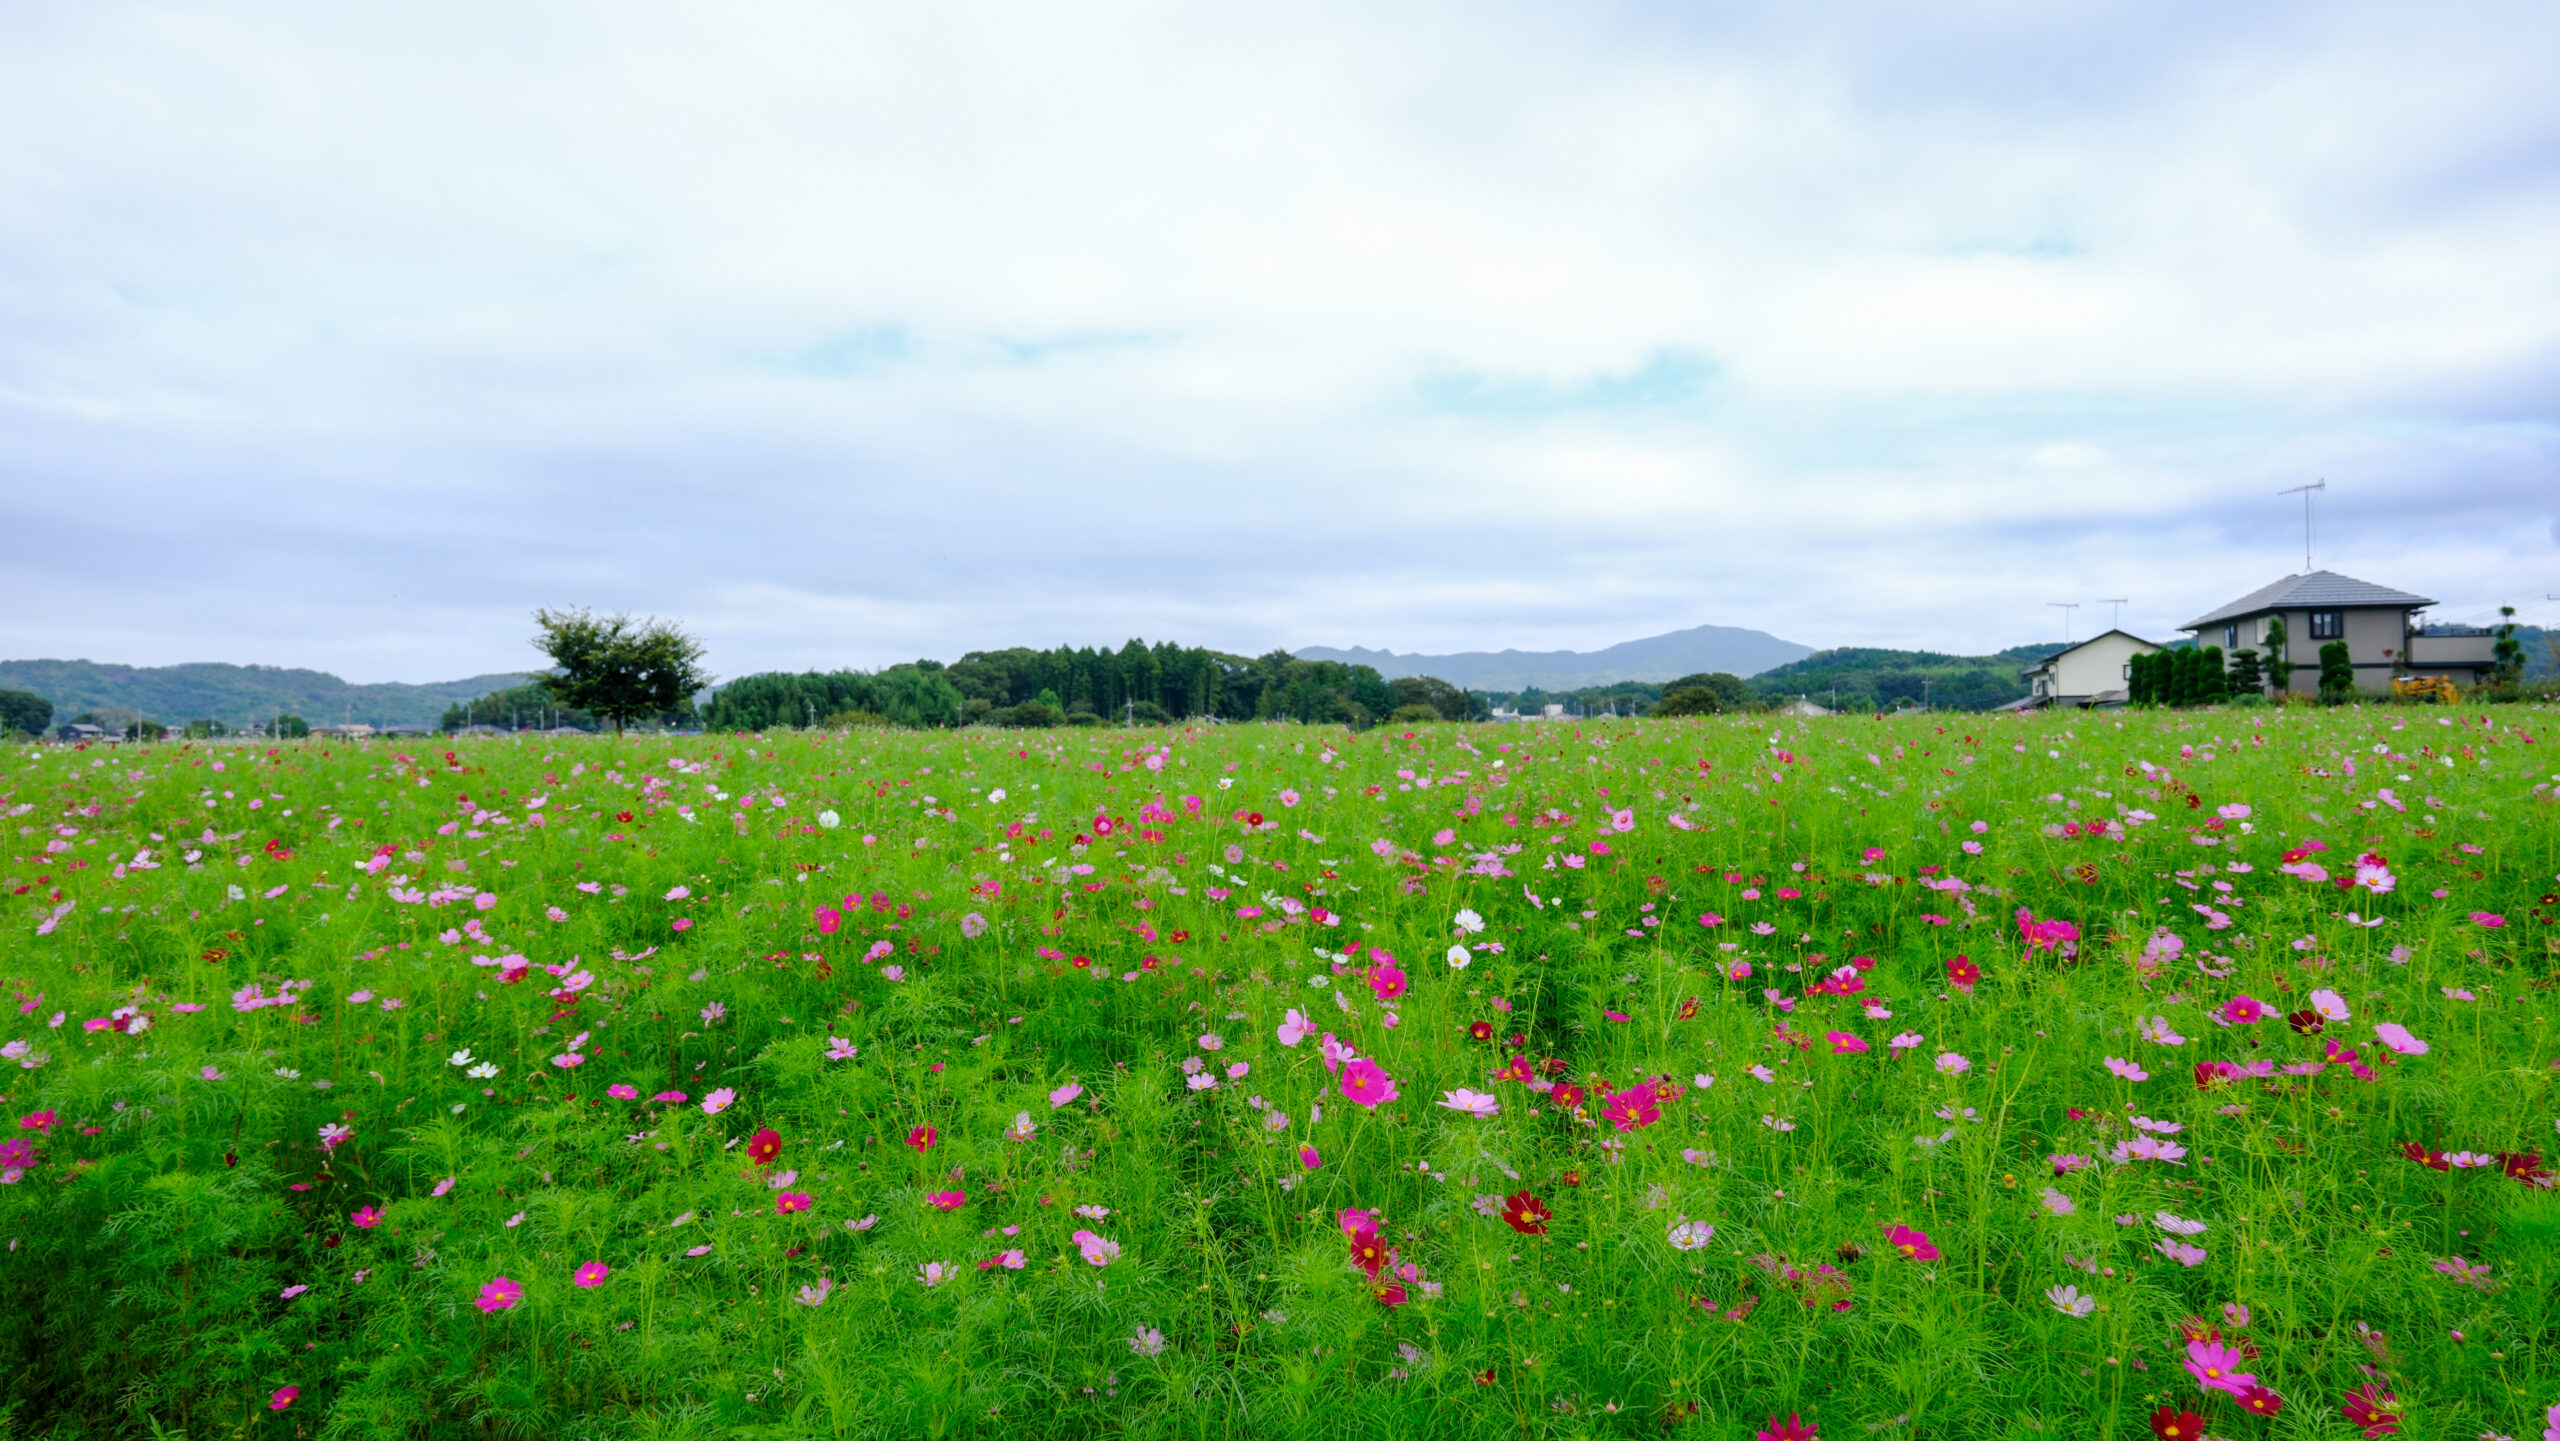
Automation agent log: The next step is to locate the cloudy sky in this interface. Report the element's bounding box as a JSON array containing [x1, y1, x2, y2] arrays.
[[4, 0, 2557, 684]]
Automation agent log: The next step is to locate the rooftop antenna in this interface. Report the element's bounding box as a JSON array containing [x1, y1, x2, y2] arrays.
[[2095, 598, 2128, 631], [2277, 479, 2325, 572], [2047, 602, 2079, 643]]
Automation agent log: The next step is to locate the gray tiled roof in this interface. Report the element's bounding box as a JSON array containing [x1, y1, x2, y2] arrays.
[[2180, 571, 2435, 631]]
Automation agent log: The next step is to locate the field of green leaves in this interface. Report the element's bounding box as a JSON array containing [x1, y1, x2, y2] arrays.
[[4, 706, 2558, 1441]]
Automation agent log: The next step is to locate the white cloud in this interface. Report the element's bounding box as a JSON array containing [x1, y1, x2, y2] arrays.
[[1, 0, 2556, 679]]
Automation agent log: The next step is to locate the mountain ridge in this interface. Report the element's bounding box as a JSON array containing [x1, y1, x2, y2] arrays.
[[0, 659, 536, 731], [1295, 622, 1813, 691]]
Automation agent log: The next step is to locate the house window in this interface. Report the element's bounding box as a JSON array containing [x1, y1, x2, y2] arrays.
[[2309, 610, 2344, 640], [2222, 624, 2238, 649]]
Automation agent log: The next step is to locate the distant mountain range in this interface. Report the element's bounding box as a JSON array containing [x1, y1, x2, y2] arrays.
[[1297, 623, 1814, 691], [0, 660, 534, 730]]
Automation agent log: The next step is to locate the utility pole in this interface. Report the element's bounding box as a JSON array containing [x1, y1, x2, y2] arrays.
[[2278, 480, 2325, 572], [2047, 602, 2079, 643]]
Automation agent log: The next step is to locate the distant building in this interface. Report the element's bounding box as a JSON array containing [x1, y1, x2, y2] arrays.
[[2018, 629, 2161, 709], [2178, 570, 2494, 695], [316, 723, 378, 739], [53, 723, 107, 743]]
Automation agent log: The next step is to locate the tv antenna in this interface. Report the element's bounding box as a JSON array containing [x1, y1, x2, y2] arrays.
[[2094, 598, 2128, 632], [2278, 480, 2325, 572], [2047, 602, 2080, 643]]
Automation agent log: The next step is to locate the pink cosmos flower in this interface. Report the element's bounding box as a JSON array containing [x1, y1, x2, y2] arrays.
[[351, 1206, 382, 1228], [1366, 964, 1407, 1003], [2469, 911, 2507, 929], [980, 1248, 1026, 1270], [2183, 1337, 2254, 1394], [1885, 1224, 1939, 1261], [1048, 1082, 1084, 1108], [1600, 1079, 1663, 1132], [2217, 995, 2266, 1026], [652, 1090, 688, 1104], [1298, 1144, 1322, 1170], [475, 1276, 523, 1313], [1339, 1057, 1399, 1108], [270, 1386, 299, 1411], [701, 1088, 735, 1115], [1825, 1031, 1869, 1055], [908, 1125, 938, 1152], [574, 1261, 610, 1288], [775, 1192, 812, 1216], [2103, 1057, 2149, 1082], [1277, 1009, 1314, 1046], [1438, 1088, 1500, 1118], [925, 1190, 967, 1211], [2372, 1022, 2428, 1055], [1072, 1229, 1121, 1266], [2157, 1239, 2210, 1268], [917, 1261, 955, 1287]]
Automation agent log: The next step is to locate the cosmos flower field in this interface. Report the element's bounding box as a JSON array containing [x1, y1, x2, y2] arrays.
[[5, 708, 2559, 1441]]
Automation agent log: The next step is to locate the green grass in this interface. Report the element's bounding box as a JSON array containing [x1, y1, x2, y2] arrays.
[[3, 706, 2557, 1440]]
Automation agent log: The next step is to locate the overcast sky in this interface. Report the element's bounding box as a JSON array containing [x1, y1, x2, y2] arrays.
[[4, 0, 2557, 684]]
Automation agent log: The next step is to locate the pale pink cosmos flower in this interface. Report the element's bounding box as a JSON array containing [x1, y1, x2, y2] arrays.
[[1277, 1009, 1314, 1047], [1049, 1082, 1084, 1108], [2156, 1239, 2209, 1268], [2310, 988, 2351, 1021], [2373, 1022, 2429, 1055], [701, 1087, 736, 1115], [916, 1261, 955, 1287], [1437, 1088, 1500, 1118], [2103, 1057, 2149, 1082], [1072, 1229, 1121, 1266], [1934, 1053, 1971, 1076]]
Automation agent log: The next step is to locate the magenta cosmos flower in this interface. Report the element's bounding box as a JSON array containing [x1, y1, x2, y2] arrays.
[[925, 1190, 967, 1211], [574, 1261, 610, 1288], [350, 1206, 382, 1228], [1338, 1058, 1399, 1108], [775, 1192, 813, 1215], [1885, 1224, 1939, 1261], [269, 1385, 299, 1411], [475, 1276, 523, 1313]]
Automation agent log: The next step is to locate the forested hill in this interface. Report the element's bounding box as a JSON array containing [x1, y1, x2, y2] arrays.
[[1749, 644, 2067, 711], [0, 659, 531, 730]]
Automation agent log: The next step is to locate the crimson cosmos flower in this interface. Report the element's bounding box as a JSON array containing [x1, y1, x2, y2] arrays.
[[1500, 1191, 1551, 1236], [746, 1128, 783, 1165], [2147, 1405, 2205, 1440]]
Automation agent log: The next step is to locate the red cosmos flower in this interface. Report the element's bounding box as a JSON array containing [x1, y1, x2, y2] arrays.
[[1754, 1415, 1818, 1441], [746, 1128, 783, 1165], [2148, 1404, 2206, 1440], [1676, 996, 1700, 1020], [615, 810, 633, 823], [1552, 1084, 1586, 1109], [1474, 1368, 1497, 1386], [2285, 1008, 2324, 1035], [1371, 1279, 1408, 1307], [2340, 1383, 2400, 1437], [1560, 1169, 1583, 1187], [1468, 1020, 1494, 1041], [1093, 816, 1116, 836], [1945, 956, 1980, 991], [2234, 1385, 2283, 1418], [1884, 1223, 1939, 1261], [1348, 1227, 1389, 1278], [2399, 1140, 2450, 1172], [1499, 1191, 1552, 1235], [907, 1125, 937, 1152]]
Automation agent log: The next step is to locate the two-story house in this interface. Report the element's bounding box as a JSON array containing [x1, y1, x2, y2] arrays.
[[2016, 629, 2161, 708], [2178, 570, 2495, 695]]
